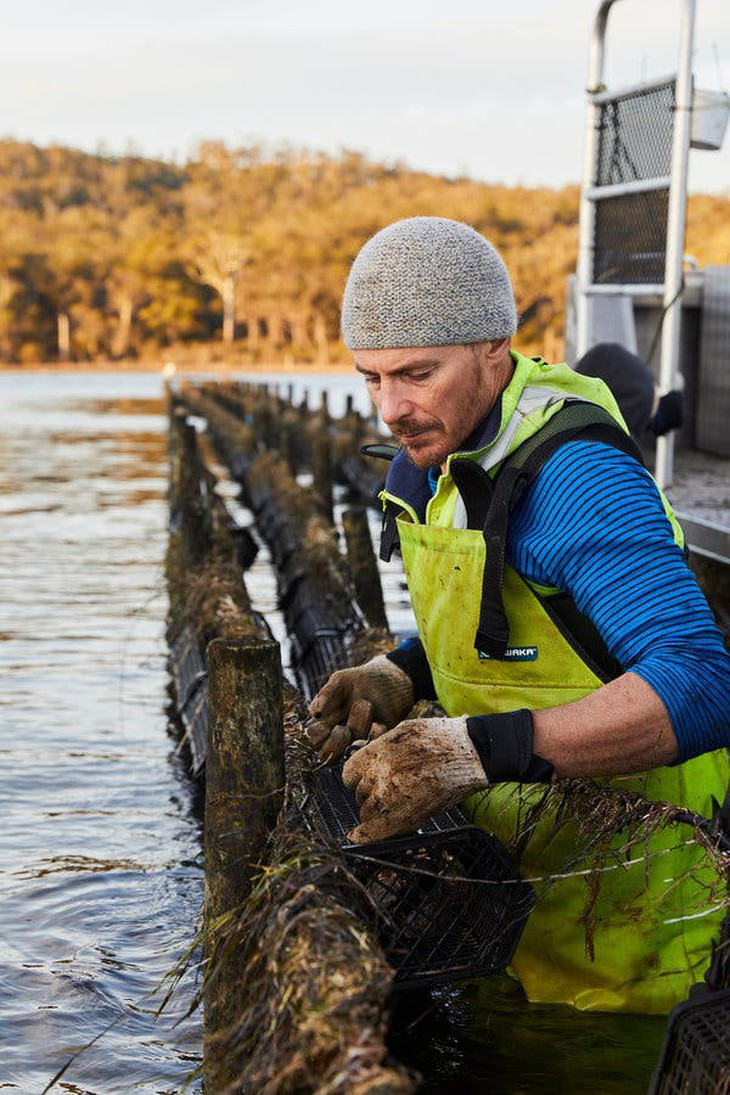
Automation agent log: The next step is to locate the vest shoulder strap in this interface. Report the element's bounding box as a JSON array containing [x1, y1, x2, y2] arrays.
[[380, 500, 402, 562], [467, 400, 644, 660]]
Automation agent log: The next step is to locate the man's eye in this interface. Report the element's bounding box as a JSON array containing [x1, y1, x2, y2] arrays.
[[363, 374, 380, 386], [409, 370, 432, 382]]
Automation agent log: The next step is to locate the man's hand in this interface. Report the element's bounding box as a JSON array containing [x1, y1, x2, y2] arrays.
[[306, 654, 414, 763], [341, 716, 487, 843]]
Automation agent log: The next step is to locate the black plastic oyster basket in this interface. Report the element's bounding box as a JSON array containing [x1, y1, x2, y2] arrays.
[[313, 763, 535, 989], [649, 988, 730, 1095]]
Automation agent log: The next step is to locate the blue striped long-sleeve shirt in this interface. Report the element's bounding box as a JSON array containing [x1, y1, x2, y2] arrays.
[[390, 439, 730, 763], [507, 440, 729, 762]]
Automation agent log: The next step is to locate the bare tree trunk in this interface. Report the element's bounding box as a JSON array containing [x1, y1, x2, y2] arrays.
[[222, 276, 236, 344], [57, 312, 71, 362], [111, 295, 134, 358], [244, 311, 257, 351], [313, 311, 329, 364]]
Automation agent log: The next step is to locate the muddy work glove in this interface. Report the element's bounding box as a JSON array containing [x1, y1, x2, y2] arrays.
[[342, 710, 554, 843], [306, 654, 415, 763]]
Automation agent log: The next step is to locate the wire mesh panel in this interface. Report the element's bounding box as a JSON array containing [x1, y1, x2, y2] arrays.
[[593, 188, 670, 284], [649, 989, 730, 1094], [313, 764, 535, 988], [589, 79, 676, 289], [596, 79, 676, 186]]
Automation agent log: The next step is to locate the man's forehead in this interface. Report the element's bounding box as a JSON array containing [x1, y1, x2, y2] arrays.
[[354, 345, 460, 374]]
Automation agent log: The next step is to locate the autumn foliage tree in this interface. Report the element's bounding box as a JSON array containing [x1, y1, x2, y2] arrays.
[[0, 139, 726, 365]]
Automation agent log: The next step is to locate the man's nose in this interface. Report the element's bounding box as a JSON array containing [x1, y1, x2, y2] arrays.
[[377, 380, 412, 425]]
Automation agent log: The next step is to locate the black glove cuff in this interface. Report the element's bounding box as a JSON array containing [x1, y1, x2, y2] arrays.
[[466, 709, 554, 783], [386, 638, 437, 702], [651, 390, 684, 436]]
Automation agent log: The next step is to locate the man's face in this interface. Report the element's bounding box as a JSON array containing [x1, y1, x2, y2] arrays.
[[355, 340, 513, 469]]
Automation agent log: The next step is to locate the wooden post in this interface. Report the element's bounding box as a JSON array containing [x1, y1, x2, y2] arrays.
[[280, 419, 297, 476], [313, 432, 333, 523], [169, 405, 186, 509], [169, 407, 212, 567], [342, 508, 389, 630], [253, 388, 270, 449], [350, 409, 363, 452], [203, 639, 284, 1083]]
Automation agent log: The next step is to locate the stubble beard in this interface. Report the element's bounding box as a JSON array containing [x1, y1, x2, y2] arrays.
[[391, 419, 447, 469]]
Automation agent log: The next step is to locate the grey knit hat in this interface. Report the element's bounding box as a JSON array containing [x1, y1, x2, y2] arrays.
[[341, 216, 517, 350]]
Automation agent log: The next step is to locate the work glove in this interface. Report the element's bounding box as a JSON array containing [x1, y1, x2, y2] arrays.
[[342, 716, 487, 843], [306, 654, 415, 763], [342, 709, 554, 844], [651, 389, 684, 436]]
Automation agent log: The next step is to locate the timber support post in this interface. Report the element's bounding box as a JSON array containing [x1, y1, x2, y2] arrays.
[[342, 507, 388, 630], [169, 407, 213, 567], [313, 432, 334, 523], [203, 638, 284, 1083]]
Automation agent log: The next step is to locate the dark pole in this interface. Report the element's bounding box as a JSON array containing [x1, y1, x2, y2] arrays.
[[203, 638, 284, 1083]]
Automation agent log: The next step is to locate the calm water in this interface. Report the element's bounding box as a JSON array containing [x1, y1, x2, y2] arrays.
[[0, 368, 668, 1094], [0, 372, 202, 1093]]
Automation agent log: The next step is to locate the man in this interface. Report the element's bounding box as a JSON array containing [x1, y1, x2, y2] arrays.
[[307, 217, 730, 1014]]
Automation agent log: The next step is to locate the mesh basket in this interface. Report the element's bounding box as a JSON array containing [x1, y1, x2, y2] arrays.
[[170, 625, 207, 709], [289, 628, 349, 699], [649, 989, 730, 1095], [280, 571, 359, 699], [313, 764, 535, 988], [169, 625, 209, 775]]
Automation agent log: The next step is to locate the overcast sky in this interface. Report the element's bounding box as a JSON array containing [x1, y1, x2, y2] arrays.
[[2, 0, 728, 192]]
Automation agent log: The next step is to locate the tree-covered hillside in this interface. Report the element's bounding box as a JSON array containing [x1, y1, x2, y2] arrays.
[[0, 140, 727, 365]]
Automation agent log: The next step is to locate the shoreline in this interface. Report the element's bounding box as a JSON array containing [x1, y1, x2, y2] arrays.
[[0, 360, 354, 375]]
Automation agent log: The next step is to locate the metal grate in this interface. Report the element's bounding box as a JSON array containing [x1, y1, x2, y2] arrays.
[[649, 989, 730, 1094], [594, 188, 669, 284], [313, 764, 535, 988], [596, 79, 676, 186]]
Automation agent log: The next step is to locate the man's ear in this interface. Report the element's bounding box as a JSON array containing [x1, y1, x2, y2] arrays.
[[479, 338, 511, 366]]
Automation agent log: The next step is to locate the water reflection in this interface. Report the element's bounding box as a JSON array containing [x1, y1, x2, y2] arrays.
[[389, 976, 666, 1094]]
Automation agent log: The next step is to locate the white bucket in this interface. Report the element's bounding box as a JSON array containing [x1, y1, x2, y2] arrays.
[[690, 88, 730, 151]]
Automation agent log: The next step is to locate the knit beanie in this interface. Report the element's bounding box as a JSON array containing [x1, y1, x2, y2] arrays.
[[341, 216, 517, 350]]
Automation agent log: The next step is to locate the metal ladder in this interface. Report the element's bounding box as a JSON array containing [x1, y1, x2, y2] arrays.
[[574, 0, 698, 489]]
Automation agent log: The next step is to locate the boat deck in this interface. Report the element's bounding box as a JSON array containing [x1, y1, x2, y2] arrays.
[[667, 448, 730, 564]]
